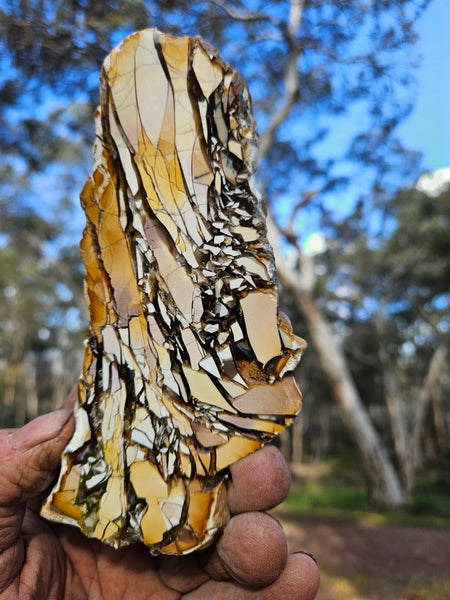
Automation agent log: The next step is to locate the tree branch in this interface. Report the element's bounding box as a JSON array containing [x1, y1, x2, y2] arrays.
[[266, 210, 316, 295], [259, 0, 304, 162], [285, 191, 318, 240], [207, 0, 278, 25]]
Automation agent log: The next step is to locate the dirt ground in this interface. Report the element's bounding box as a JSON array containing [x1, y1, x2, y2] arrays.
[[278, 514, 450, 600]]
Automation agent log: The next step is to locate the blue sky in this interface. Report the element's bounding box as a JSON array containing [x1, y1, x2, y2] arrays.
[[397, 0, 450, 172], [2, 0, 446, 241]]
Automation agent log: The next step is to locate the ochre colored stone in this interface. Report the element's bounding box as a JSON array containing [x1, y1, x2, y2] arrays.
[[41, 29, 305, 555]]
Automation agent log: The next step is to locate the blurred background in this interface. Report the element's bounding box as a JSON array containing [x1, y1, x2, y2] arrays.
[[0, 1, 449, 598]]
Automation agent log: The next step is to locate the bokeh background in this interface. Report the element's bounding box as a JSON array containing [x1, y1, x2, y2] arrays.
[[0, 1, 449, 598]]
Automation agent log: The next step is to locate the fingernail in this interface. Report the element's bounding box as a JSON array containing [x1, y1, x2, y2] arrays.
[[294, 550, 318, 566], [11, 409, 73, 452]]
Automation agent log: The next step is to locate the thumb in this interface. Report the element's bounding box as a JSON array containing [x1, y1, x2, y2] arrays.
[[0, 410, 73, 592], [0, 409, 73, 507]]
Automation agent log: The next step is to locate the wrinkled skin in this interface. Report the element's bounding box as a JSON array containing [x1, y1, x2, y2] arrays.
[[0, 407, 319, 600]]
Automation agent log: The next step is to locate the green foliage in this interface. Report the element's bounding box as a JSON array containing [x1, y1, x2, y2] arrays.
[[410, 460, 450, 518], [284, 481, 369, 513], [280, 458, 450, 526]]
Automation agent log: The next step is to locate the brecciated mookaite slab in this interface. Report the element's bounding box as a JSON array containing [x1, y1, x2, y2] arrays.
[[41, 29, 306, 555]]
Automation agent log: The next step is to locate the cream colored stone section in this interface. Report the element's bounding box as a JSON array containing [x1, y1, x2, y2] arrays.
[[192, 44, 223, 98], [240, 291, 282, 365], [182, 365, 237, 413], [135, 30, 170, 147]]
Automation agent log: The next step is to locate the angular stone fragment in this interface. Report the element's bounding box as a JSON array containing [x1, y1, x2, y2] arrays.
[[41, 28, 306, 555]]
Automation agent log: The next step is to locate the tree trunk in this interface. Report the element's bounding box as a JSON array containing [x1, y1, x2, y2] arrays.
[[2, 321, 26, 409], [431, 381, 446, 457], [292, 415, 303, 463], [279, 429, 292, 462], [297, 290, 405, 506], [406, 343, 448, 486], [375, 308, 410, 489], [267, 216, 405, 507], [253, 0, 406, 506], [24, 352, 39, 422]]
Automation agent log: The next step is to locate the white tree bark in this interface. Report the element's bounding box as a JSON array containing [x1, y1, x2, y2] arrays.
[[406, 343, 448, 487], [255, 0, 405, 506], [267, 215, 405, 506], [375, 307, 409, 486]]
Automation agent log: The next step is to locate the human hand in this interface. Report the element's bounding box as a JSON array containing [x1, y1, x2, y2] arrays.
[[0, 409, 319, 599]]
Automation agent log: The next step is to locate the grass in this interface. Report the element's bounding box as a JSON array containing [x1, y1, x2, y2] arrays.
[[318, 572, 450, 600], [276, 456, 450, 599], [402, 581, 450, 600], [409, 462, 450, 519], [277, 457, 450, 528]]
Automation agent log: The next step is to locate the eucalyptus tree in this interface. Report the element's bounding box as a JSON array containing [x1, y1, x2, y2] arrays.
[[0, 0, 432, 505]]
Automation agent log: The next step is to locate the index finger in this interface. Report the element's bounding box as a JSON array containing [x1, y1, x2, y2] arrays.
[[228, 445, 291, 514]]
